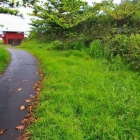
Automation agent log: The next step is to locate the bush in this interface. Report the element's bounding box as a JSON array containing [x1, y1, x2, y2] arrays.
[[109, 34, 128, 56], [46, 40, 87, 51], [104, 34, 140, 70], [46, 40, 64, 50], [63, 40, 87, 51], [124, 34, 140, 70]]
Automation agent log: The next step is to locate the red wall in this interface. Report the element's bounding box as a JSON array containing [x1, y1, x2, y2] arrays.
[[3, 32, 24, 44]]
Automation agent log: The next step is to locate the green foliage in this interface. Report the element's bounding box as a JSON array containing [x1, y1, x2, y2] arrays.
[[31, 0, 92, 28], [20, 40, 140, 139], [89, 40, 110, 59], [102, 1, 139, 26], [89, 40, 103, 58], [108, 34, 128, 56], [103, 34, 140, 70], [0, 0, 37, 8], [124, 34, 140, 70], [46, 40, 64, 50], [0, 7, 19, 15], [64, 40, 87, 51], [29, 0, 101, 43], [17, 0, 140, 138], [0, 45, 10, 73], [28, 0, 140, 44], [24, 0, 140, 72], [108, 55, 127, 71], [72, 41, 86, 50]]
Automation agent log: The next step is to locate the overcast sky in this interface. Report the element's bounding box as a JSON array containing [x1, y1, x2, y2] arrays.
[[84, 0, 121, 4], [0, 0, 121, 32]]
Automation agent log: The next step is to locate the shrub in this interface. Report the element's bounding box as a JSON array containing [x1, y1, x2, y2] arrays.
[[46, 40, 64, 50], [104, 34, 140, 70], [124, 34, 140, 70], [63, 40, 87, 51], [109, 34, 128, 56]]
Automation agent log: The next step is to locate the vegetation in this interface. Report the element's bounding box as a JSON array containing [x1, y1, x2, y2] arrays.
[[28, 0, 140, 70], [20, 40, 140, 139], [0, 0, 37, 17], [18, 0, 140, 139], [0, 44, 10, 74], [1, 0, 140, 139], [0, 7, 19, 15], [0, 0, 37, 8]]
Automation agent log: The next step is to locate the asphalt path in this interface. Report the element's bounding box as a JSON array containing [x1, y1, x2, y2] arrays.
[[0, 48, 39, 140]]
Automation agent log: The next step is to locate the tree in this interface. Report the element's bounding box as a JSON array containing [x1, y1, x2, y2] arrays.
[[0, 0, 37, 7], [32, 0, 93, 28], [101, 0, 140, 27], [0, 7, 19, 15], [30, 0, 95, 42], [0, 0, 38, 25]]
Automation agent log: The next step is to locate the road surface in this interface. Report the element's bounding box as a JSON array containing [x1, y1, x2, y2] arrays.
[[0, 48, 39, 140]]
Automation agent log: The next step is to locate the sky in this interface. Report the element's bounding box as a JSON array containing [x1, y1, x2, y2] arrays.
[[0, 6, 33, 33], [84, 0, 121, 5], [0, 0, 121, 34]]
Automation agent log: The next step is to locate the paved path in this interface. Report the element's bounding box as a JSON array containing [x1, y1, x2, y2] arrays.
[[0, 48, 39, 140]]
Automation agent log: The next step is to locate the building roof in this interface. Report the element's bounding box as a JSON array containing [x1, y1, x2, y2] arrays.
[[7, 30, 25, 32], [0, 27, 26, 32], [1, 30, 25, 33]]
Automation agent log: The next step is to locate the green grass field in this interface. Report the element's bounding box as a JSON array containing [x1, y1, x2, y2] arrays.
[[20, 40, 140, 140], [0, 44, 10, 74]]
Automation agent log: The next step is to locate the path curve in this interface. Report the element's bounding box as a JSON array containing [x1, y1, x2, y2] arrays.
[[0, 48, 39, 140]]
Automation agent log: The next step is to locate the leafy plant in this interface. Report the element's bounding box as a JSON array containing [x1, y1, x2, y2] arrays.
[[103, 34, 140, 70]]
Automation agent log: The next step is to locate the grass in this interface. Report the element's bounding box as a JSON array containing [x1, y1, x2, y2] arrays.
[[0, 44, 10, 74], [20, 40, 140, 140], [0, 39, 3, 43]]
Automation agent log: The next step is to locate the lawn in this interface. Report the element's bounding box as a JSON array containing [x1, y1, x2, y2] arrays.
[[0, 44, 10, 74], [20, 40, 140, 140]]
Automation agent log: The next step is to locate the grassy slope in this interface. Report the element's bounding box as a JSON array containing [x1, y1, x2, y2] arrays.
[[20, 40, 140, 140], [0, 44, 10, 74]]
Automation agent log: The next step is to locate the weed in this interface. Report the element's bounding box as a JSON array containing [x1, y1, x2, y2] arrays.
[[20, 40, 140, 139]]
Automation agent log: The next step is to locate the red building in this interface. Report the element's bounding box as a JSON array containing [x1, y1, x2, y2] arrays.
[[1, 31, 24, 45]]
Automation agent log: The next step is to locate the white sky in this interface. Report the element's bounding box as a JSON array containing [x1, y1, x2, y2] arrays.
[[0, 0, 121, 33], [84, 0, 121, 5], [0, 7, 33, 32]]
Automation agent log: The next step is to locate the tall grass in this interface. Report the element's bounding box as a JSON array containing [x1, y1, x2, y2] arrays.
[[0, 45, 10, 73], [20, 40, 140, 139]]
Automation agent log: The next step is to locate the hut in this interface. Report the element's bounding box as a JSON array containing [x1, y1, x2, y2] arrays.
[[0, 30, 24, 45]]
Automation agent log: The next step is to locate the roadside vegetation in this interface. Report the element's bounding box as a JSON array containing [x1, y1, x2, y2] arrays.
[[0, 43, 10, 74], [20, 40, 140, 139], [19, 0, 140, 139]]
